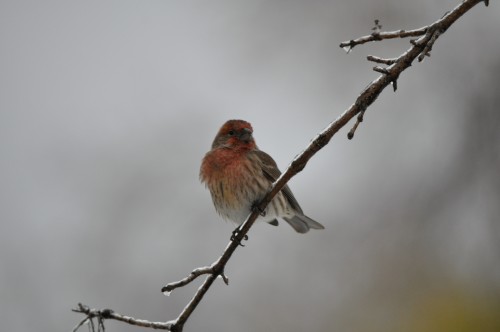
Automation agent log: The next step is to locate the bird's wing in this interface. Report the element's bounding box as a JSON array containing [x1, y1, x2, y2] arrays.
[[252, 150, 304, 214]]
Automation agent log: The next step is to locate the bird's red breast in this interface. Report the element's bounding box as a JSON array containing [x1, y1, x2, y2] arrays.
[[201, 147, 263, 210]]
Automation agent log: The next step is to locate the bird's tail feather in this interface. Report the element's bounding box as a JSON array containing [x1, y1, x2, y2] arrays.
[[283, 215, 325, 234]]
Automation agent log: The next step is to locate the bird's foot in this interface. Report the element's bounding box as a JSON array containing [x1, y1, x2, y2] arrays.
[[231, 227, 248, 247], [252, 202, 266, 217]]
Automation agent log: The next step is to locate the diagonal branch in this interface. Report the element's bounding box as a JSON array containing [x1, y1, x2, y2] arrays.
[[72, 0, 490, 331]]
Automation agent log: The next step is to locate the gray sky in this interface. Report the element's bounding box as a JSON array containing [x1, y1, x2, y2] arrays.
[[1, 1, 499, 331]]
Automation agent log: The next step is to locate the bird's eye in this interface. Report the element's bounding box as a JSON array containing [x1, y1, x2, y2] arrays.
[[228, 130, 235, 136]]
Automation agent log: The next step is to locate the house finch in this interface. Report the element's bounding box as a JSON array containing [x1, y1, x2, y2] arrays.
[[200, 119, 324, 233]]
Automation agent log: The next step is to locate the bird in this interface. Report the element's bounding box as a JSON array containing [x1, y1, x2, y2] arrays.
[[200, 119, 324, 234]]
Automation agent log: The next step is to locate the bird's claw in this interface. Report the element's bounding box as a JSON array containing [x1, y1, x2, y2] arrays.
[[231, 228, 248, 247], [252, 202, 266, 217]]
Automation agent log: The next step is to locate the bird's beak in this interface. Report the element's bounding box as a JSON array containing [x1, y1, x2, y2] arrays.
[[239, 128, 253, 142]]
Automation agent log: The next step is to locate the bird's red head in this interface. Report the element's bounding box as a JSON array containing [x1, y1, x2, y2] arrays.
[[211, 119, 256, 150]]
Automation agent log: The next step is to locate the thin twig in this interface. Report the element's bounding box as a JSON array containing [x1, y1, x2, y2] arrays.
[[347, 110, 366, 140], [161, 264, 230, 295], [340, 27, 427, 51], [367, 55, 397, 65], [72, 303, 173, 331], [161, 266, 213, 294], [373, 66, 390, 75]]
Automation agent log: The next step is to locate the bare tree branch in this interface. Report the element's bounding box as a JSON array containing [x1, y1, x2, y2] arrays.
[[72, 0, 490, 331], [340, 26, 428, 51], [161, 264, 228, 295], [339, 0, 489, 52], [367, 55, 398, 65], [72, 303, 173, 331]]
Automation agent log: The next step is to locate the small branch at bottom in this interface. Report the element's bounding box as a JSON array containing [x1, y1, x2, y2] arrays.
[[72, 303, 173, 332]]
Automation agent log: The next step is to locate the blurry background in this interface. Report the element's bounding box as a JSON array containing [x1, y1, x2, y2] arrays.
[[1, 1, 499, 331]]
